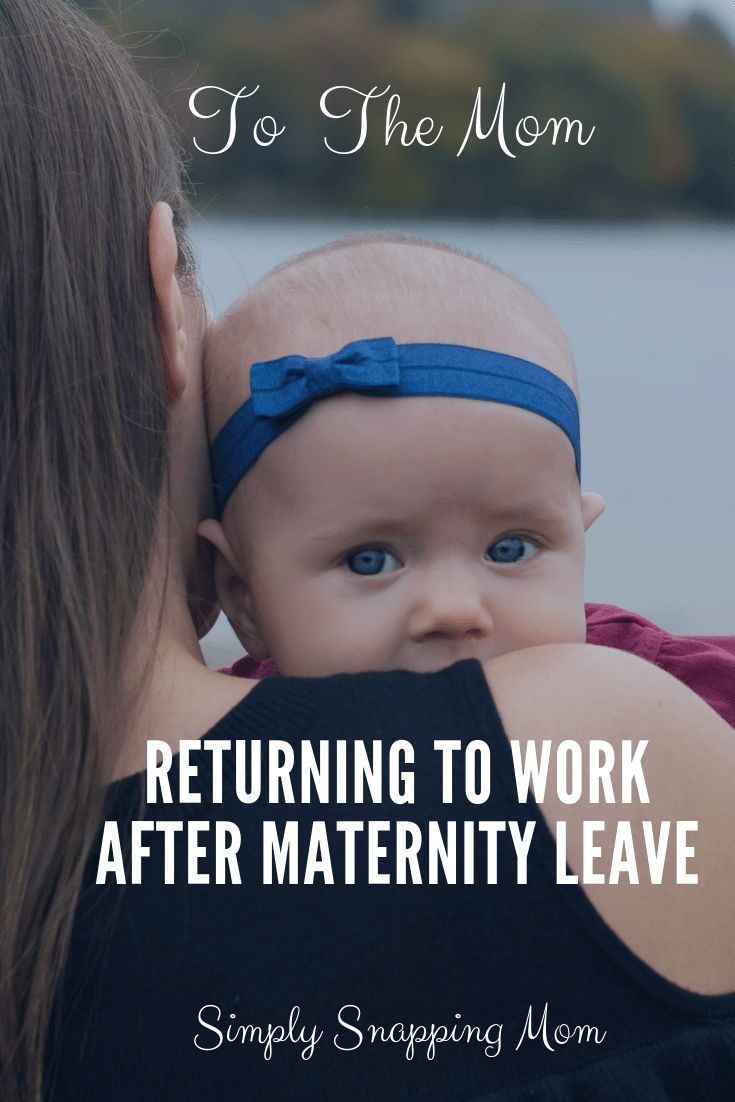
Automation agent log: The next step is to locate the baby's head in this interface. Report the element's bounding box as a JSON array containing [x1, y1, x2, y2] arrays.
[[201, 235, 604, 676]]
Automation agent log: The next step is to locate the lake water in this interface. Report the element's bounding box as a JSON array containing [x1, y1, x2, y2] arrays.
[[192, 216, 735, 667]]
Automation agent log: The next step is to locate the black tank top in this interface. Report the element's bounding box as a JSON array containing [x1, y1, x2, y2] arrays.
[[47, 661, 735, 1101]]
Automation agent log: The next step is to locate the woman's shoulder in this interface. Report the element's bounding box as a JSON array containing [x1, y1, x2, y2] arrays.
[[55, 652, 735, 1101], [483, 642, 735, 996]]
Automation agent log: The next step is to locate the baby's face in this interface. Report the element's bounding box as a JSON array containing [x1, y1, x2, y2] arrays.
[[216, 391, 601, 677]]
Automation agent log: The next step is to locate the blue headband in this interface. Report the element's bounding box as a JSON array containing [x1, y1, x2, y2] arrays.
[[211, 338, 581, 514]]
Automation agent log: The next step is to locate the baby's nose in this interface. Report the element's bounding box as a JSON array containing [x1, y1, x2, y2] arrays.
[[408, 577, 494, 643]]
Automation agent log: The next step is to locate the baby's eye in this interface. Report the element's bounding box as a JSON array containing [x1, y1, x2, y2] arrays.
[[345, 548, 401, 576], [485, 537, 539, 565]]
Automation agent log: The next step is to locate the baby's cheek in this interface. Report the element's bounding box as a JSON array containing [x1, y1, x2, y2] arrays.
[[269, 591, 378, 677], [505, 585, 587, 649]]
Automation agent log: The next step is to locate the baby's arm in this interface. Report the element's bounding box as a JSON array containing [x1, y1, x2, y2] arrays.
[[586, 603, 735, 728]]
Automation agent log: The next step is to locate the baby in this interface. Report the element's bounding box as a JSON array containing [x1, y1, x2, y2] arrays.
[[199, 234, 606, 678]]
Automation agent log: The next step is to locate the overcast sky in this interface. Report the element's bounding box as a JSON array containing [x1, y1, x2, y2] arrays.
[[653, 0, 735, 41]]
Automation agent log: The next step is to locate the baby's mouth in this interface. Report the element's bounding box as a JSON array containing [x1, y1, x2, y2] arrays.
[[403, 640, 501, 674]]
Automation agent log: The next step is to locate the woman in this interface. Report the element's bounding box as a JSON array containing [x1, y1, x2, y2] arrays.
[[1, 2, 733, 1100]]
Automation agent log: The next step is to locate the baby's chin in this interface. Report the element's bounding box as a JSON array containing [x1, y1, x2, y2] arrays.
[[386, 643, 522, 676]]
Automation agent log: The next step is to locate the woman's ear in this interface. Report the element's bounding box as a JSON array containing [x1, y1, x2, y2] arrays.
[[148, 201, 187, 401], [197, 519, 271, 661], [581, 491, 606, 532]]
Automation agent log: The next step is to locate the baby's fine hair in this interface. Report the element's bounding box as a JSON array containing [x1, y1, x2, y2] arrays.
[[250, 232, 569, 360], [204, 232, 579, 441]]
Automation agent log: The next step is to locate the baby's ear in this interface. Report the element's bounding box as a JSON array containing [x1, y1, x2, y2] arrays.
[[197, 519, 271, 661], [581, 492, 606, 532]]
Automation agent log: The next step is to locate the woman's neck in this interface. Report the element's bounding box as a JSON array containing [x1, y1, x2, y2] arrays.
[[111, 537, 253, 782]]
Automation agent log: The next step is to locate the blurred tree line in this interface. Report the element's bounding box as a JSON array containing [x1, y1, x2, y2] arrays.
[[81, 0, 735, 217]]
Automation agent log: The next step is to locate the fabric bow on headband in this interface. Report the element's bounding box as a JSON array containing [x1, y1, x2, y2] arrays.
[[249, 338, 401, 420], [211, 336, 581, 514]]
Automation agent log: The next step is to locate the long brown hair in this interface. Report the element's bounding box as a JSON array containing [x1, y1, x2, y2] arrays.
[[0, 2, 193, 1098]]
